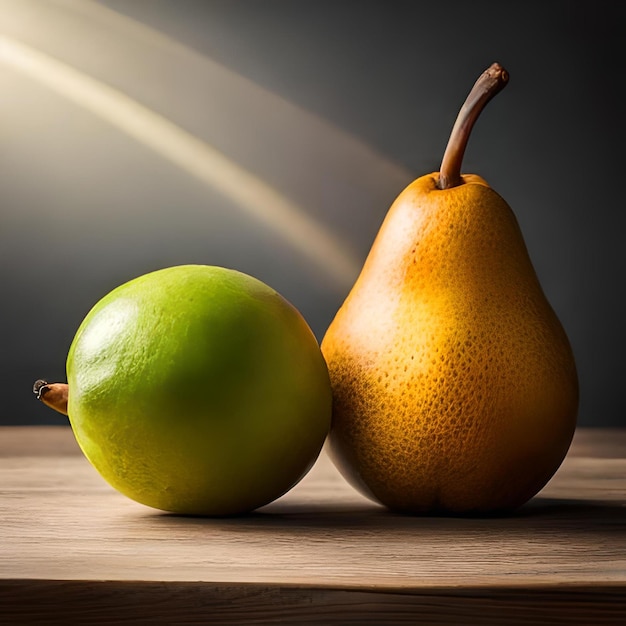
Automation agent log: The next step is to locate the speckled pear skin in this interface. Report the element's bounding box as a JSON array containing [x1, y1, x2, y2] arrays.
[[321, 173, 579, 514]]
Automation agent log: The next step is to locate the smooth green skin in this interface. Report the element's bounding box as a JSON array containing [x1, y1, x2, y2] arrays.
[[66, 265, 332, 515]]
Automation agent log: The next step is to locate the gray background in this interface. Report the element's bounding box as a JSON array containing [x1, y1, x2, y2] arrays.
[[1, 0, 624, 427]]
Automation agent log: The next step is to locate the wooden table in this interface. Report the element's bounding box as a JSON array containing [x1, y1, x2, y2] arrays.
[[1, 426, 624, 624]]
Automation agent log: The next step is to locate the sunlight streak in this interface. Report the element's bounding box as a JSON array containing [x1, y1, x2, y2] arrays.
[[0, 34, 360, 287]]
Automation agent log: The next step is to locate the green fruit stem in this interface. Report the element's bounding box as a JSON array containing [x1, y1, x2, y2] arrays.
[[33, 379, 69, 416], [438, 62, 509, 190]]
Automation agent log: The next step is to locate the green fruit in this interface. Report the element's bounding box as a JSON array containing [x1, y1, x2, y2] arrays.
[[66, 264, 332, 515]]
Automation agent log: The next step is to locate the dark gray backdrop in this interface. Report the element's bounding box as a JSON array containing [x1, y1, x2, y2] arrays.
[[1, 0, 624, 426]]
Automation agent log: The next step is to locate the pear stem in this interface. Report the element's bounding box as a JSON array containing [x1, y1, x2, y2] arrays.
[[438, 63, 509, 190], [33, 379, 69, 416]]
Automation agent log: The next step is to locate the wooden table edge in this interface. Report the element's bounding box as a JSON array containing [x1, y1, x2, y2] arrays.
[[1, 578, 625, 625]]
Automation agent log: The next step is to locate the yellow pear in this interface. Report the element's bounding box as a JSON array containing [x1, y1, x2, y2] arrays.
[[321, 63, 578, 514]]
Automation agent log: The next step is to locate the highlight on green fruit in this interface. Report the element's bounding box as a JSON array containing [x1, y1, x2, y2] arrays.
[[35, 264, 332, 516]]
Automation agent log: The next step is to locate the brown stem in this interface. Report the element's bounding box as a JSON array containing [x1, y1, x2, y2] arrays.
[[437, 62, 509, 190], [33, 379, 69, 416]]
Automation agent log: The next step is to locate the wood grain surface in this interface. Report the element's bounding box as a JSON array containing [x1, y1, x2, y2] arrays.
[[1, 426, 625, 624]]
